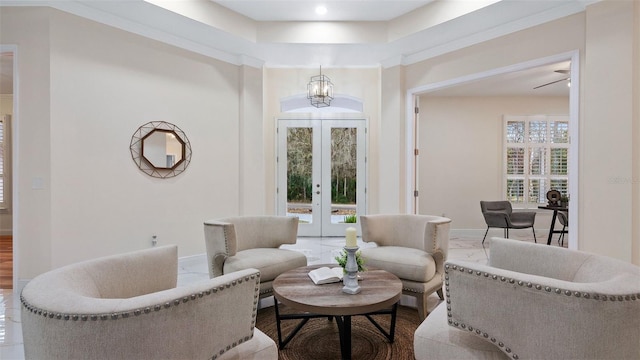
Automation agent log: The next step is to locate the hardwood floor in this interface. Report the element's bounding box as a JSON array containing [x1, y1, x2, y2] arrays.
[[0, 235, 12, 289]]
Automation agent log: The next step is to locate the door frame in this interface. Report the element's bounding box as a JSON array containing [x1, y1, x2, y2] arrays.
[[1, 44, 18, 289], [405, 51, 580, 249], [276, 118, 368, 237]]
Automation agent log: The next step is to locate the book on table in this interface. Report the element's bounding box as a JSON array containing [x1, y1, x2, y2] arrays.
[[308, 267, 344, 285]]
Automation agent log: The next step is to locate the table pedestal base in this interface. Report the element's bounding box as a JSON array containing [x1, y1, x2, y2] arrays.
[[274, 301, 399, 360]]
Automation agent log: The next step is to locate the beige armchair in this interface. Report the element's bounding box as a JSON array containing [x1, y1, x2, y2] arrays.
[[360, 214, 452, 320], [204, 216, 307, 298], [20, 245, 277, 360], [414, 238, 640, 360]]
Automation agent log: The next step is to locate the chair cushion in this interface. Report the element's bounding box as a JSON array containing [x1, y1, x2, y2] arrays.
[[224, 248, 307, 282], [414, 303, 508, 360], [360, 246, 436, 283]]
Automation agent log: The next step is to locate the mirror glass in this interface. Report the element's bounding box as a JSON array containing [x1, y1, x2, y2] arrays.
[[141, 129, 185, 169], [130, 121, 192, 178]]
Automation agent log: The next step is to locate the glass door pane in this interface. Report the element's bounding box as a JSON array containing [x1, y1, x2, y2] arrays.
[[286, 127, 313, 222], [277, 120, 321, 236], [321, 120, 366, 236], [329, 127, 357, 224], [278, 119, 366, 237]]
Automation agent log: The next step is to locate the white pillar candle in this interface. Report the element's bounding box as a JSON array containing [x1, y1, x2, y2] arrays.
[[346, 227, 357, 247]]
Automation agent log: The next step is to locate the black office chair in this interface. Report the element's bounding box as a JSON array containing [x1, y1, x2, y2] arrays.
[[557, 211, 568, 246], [480, 201, 537, 244]]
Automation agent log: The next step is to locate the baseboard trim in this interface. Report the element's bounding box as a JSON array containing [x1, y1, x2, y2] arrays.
[[450, 228, 543, 237], [450, 229, 485, 237]]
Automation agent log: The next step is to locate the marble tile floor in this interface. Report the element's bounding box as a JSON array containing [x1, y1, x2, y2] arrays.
[[0, 232, 549, 359]]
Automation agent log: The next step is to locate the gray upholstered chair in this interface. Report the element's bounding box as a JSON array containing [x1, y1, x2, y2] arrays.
[[414, 238, 640, 360], [557, 210, 568, 246], [20, 245, 277, 360], [359, 214, 452, 320], [204, 216, 307, 299], [480, 200, 536, 244]]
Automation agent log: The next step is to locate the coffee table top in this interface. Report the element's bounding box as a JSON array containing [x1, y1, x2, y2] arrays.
[[272, 264, 402, 316]]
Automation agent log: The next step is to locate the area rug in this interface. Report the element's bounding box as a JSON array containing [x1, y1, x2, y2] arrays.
[[256, 304, 420, 360]]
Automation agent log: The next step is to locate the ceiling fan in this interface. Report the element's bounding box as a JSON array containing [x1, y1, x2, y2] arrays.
[[534, 69, 570, 89]]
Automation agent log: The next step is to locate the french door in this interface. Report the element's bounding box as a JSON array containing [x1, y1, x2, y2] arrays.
[[277, 119, 366, 236]]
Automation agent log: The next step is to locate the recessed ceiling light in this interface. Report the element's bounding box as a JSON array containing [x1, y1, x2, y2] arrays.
[[315, 5, 327, 16]]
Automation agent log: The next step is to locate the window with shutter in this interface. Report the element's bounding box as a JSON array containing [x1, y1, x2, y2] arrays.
[[504, 115, 569, 209]]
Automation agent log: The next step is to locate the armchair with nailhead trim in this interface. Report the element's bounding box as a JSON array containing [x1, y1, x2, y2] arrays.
[[360, 214, 452, 320], [414, 238, 640, 360], [204, 216, 307, 299], [20, 245, 277, 360]]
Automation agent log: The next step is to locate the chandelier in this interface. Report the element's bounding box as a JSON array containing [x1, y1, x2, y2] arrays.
[[307, 66, 334, 108]]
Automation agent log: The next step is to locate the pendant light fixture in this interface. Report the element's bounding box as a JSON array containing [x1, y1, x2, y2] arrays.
[[307, 66, 334, 108]]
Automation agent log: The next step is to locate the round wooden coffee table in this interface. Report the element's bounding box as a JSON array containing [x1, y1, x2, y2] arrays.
[[272, 264, 402, 360]]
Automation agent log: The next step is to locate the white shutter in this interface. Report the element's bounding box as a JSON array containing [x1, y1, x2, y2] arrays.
[[504, 115, 569, 208]]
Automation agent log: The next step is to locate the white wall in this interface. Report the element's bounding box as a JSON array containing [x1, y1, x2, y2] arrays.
[[47, 10, 243, 266], [1, 7, 53, 278], [402, 14, 585, 229], [581, 0, 636, 262], [418, 96, 569, 231], [1, 7, 248, 278], [239, 65, 265, 215], [379, 66, 406, 213], [405, 2, 640, 262], [405, 13, 585, 90], [0, 95, 12, 113]]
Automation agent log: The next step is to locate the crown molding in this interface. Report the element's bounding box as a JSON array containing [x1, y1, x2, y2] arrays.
[[1, 0, 600, 68]]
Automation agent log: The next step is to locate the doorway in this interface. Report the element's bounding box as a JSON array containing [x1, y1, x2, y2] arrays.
[[405, 52, 579, 249], [277, 119, 366, 237], [0, 46, 15, 289]]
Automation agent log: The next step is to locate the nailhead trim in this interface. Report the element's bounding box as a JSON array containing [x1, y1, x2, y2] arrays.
[[431, 221, 440, 254], [21, 272, 261, 360], [443, 263, 640, 360], [401, 287, 426, 294], [260, 288, 273, 296], [222, 225, 231, 255]]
